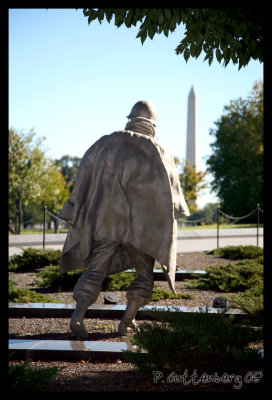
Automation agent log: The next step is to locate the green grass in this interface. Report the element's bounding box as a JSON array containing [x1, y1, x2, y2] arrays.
[[9, 228, 68, 235]]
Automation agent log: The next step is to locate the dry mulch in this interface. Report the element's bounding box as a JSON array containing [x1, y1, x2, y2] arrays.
[[10, 252, 261, 392]]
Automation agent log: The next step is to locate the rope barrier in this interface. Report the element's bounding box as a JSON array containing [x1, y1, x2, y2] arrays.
[[219, 208, 257, 221], [176, 204, 263, 249], [178, 205, 263, 224], [10, 203, 263, 250], [45, 209, 74, 228], [10, 216, 37, 227], [45, 209, 68, 223], [179, 212, 216, 223], [10, 205, 264, 227]]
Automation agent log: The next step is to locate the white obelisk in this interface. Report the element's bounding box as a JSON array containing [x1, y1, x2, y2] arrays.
[[186, 86, 197, 169]]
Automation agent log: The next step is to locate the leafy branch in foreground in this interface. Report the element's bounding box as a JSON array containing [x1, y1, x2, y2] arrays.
[[81, 8, 263, 69]]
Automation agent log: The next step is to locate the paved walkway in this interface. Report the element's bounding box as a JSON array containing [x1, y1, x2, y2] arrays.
[[9, 228, 263, 256], [177, 227, 263, 238]]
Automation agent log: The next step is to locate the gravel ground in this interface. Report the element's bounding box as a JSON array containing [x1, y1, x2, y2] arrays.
[[10, 252, 263, 392], [8, 359, 264, 392]]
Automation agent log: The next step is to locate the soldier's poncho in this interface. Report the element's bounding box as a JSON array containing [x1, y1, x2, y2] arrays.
[[59, 129, 189, 294]]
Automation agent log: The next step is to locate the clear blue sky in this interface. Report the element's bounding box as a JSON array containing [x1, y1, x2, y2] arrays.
[[9, 8, 263, 208]]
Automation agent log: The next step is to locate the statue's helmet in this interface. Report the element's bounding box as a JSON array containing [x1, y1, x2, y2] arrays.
[[127, 100, 157, 126]]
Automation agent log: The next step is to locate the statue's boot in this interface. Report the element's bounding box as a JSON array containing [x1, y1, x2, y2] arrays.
[[118, 298, 141, 335], [70, 295, 94, 339]]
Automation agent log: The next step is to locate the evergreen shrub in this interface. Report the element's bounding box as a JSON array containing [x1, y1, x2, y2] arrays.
[[207, 245, 263, 260], [8, 248, 61, 272], [124, 308, 263, 375], [8, 359, 64, 391], [9, 286, 57, 303], [229, 282, 264, 325], [35, 265, 84, 290], [185, 258, 263, 292]]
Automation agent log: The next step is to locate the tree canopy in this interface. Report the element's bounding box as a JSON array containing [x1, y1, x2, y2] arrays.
[[175, 157, 208, 213], [81, 8, 264, 69], [55, 155, 81, 193], [206, 80, 263, 220], [9, 129, 70, 233]]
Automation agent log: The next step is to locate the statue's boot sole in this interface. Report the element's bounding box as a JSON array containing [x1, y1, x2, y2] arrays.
[[118, 319, 136, 336], [70, 320, 88, 339]]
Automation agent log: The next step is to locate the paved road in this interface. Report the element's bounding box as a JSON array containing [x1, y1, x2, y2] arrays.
[[177, 235, 263, 253], [9, 228, 263, 256], [177, 227, 263, 252]]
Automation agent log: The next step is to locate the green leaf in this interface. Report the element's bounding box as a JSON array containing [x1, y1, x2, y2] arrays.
[[208, 52, 213, 66], [163, 9, 171, 23], [131, 9, 144, 26], [183, 48, 190, 62], [175, 43, 184, 55], [190, 42, 196, 57], [231, 53, 238, 65], [169, 19, 176, 32], [147, 25, 156, 40], [172, 9, 182, 25], [238, 58, 244, 70], [157, 10, 164, 25], [136, 29, 147, 45], [114, 9, 127, 26], [194, 43, 202, 58], [105, 10, 114, 23], [224, 57, 230, 67], [203, 53, 210, 62], [163, 27, 169, 37], [124, 9, 133, 27], [88, 12, 98, 24], [97, 10, 105, 24], [216, 48, 222, 62]]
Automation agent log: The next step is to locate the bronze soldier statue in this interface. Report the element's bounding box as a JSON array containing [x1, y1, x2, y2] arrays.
[[59, 100, 189, 338]]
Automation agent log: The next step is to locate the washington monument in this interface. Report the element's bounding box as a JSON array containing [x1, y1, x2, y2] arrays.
[[186, 86, 197, 169]]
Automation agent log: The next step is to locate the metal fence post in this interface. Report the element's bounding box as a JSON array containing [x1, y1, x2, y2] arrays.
[[257, 203, 260, 247], [217, 205, 220, 249], [43, 205, 46, 249]]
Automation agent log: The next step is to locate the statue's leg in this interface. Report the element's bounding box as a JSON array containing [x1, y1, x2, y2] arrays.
[[70, 295, 96, 338], [70, 240, 120, 338], [118, 246, 154, 335]]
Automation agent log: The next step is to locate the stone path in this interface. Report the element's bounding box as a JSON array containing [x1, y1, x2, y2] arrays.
[[9, 302, 245, 361]]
